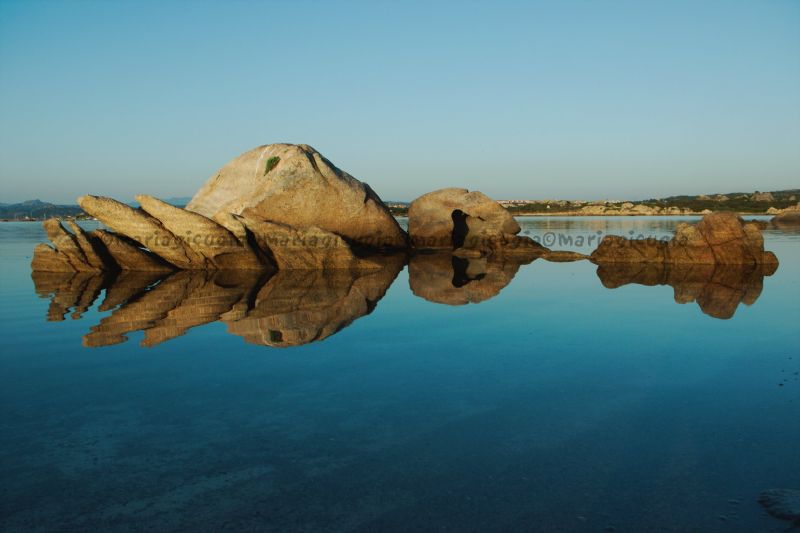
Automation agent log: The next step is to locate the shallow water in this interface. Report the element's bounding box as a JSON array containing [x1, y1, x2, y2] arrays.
[[1, 217, 799, 532]]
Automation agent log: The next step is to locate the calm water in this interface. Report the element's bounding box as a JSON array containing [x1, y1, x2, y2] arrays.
[[1, 217, 799, 532]]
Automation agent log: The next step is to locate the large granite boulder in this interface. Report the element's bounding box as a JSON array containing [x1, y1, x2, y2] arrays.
[[591, 212, 778, 266], [187, 143, 407, 249]]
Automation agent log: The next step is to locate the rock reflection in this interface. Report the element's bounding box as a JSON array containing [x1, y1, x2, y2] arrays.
[[595, 261, 778, 319], [408, 252, 527, 305], [32, 255, 404, 348]]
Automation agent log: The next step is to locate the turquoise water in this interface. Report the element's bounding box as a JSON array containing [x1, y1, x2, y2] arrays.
[[1, 217, 799, 531]]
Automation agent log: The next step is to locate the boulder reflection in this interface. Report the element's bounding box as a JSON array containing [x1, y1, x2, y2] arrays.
[[408, 252, 527, 305], [595, 262, 778, 319], [32, 255, 403, 348]]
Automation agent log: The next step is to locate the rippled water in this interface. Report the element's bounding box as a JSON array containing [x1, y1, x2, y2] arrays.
[[1, 217, 799, 532]]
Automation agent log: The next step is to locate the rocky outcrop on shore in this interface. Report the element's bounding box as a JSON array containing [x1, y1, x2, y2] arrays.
[[590, 212, 778, 266], [30, 144, 780, 279], [408, 188, 549, 260], [32, 144, 408, 273], [770, 204, 800, 227]]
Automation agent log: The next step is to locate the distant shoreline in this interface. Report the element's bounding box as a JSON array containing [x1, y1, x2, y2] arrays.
[[2, 212, 776, 223]]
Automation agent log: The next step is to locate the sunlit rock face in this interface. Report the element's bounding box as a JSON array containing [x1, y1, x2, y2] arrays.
[[595, 261, 778, 319], [408, 188, 547, 260], [408, 252, 526, 305], [187, 144, 407, 249], [591, 212, 779, 267], [135, 195, 263, 270], [32, 255, 404, 348]]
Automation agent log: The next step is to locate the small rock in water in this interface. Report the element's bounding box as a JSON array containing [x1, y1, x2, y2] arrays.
[[758, 489, 800, 524]]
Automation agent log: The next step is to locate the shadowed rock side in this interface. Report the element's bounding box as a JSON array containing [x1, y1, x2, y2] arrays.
[[595, 261, 778, 319], [408, 252, 526, 305], [591, 212, 779, 267], [241, 218, 389, 270], [408, 188, 549, 260], [187, 143, 408, 249], [32, 256, 403, 348]]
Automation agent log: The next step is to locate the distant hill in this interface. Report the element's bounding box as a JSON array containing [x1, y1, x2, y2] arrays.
[[0, 197, 192, 220], [0, 200, 83, 220], [499, 189, 799, 215]]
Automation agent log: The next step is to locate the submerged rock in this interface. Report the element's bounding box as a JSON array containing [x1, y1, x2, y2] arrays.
[[187, 143, 407, 249], [758, 489, 800, 524], [591, 212, 778, 266], [541, 250, 590, 263]]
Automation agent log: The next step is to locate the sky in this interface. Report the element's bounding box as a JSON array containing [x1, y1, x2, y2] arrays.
[[0, 0, 798, 204]]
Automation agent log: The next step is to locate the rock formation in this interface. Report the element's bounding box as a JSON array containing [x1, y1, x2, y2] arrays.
[[758, 489, 800, 525], [187, 143, 407, 249], [33, 145, 410, 273], [408, 188, 548, 259], [771, 204, 800, 227], [595, 261, 777, 319], [590, 212, 778, 266]]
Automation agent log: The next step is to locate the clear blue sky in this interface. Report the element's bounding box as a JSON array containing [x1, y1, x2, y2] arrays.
[[1, 0, 798, 204]]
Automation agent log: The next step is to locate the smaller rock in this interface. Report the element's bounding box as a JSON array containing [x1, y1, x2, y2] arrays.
[[772, 205, 800, 227], [542, 250, 589, 262]]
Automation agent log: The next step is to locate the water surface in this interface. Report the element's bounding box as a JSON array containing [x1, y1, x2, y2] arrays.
[[1, 217, 799, 532]]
